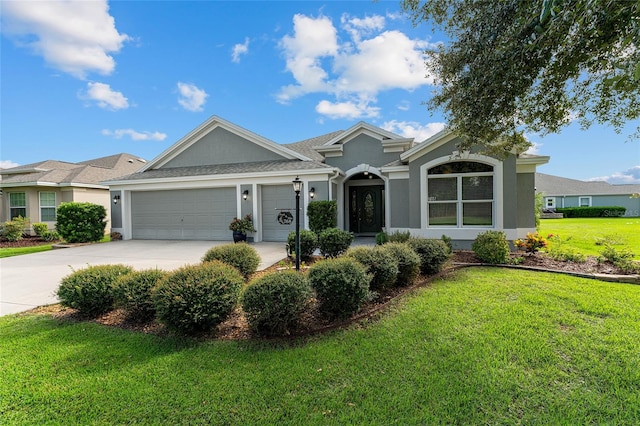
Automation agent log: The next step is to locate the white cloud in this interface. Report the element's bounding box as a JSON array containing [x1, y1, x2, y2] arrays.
[[102, 129, 167, 141], [83, 82, 129, 110], [316, 99, 380, 120], [397, 101, 411, 111], [382, 120, 446, 141], [1, 0, 129, 78], [524, 142, 543, 155], [277, 13, 436, 119], [231, 37, 250, 63], [177, 82, 208, 112], [588, 166, 640, 184], [0, 160, 20, 169]]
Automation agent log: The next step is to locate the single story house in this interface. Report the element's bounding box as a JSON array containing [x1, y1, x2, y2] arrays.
[[106, 116, 549, 247], [0, 153, 147, 233], [536, 173, 640, 217]]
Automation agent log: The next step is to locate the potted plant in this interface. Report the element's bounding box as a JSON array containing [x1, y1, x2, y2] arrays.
[[229, 214, 256, 243]]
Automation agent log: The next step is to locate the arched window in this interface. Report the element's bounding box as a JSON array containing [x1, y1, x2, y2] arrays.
[[427, 161, 494, 227]]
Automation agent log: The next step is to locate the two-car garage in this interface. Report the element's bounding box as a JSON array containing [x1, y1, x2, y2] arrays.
[[128, 185, 297, 242], [131, 188, 236, 240]]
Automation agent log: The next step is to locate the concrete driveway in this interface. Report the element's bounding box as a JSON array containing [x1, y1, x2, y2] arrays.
[[0, 240, 286, 316]]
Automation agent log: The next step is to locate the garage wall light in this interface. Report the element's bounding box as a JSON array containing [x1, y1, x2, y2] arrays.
[[242, 190, 249, 201], [309, 187, 315, 199], [113, 194, 121, 205]]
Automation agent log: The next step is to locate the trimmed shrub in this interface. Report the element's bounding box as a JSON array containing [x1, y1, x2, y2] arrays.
[[113, 269, 166, 321], [42, 230, 61, 242], [380, 242, 421, 286], [308, 257, 370, 319], [3, 217, 28, 242], [407, 237, 451, 275], [287, 229, 318, 260], [345, 246, 399, 291], [56, 202, 107, 243], [472, 231, 511, 264], [375, 231, 388, 245], [241, 271, 312, 336], [57, 264, 133, 316], [441, 234, 453, 254], [318, 228, 354, 258], [33, 222, 48, 237], [153, 261, 244, 334], [202, 242, 260, 280], [556, 206, 626, 218], [307, 200, 337, 234], [388, 230, 411, 243]]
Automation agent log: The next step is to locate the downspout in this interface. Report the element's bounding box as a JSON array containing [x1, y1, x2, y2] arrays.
[[328, 168, 342, 229], [328, 168, 340, 200]]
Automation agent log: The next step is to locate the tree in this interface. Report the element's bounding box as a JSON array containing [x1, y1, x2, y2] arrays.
[[401, 0, 640, 156]]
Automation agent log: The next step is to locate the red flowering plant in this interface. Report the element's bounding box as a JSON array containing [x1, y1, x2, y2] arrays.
[[514, 232, 548, 254], [229, 214, 256, 234]]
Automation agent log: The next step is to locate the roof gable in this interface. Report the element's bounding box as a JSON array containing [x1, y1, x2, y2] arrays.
[[141, 116, 312, 171], [314, 122, 413, 157]]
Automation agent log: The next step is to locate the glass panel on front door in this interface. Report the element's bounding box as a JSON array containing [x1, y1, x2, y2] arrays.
[[349, 186, 383, 234]]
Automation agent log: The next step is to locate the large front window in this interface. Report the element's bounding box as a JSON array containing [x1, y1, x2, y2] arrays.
[[427, 161, 494, 227], [39, 192, 56, 221], [9, 192, 26, 219]]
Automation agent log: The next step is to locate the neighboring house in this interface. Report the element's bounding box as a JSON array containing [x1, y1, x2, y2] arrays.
[[106, 116, 549, 247], [0, 153, 147, 233], [536, 173, 640, 217]]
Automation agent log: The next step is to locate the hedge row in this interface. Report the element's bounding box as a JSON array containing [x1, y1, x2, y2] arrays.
[[556, 206, 626, 218]]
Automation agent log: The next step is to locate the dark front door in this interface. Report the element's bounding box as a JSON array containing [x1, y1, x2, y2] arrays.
[[349, 186, 383, 234]]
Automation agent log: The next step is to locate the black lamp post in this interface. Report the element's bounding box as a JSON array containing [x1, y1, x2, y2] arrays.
[[292, 176, 302, 271]]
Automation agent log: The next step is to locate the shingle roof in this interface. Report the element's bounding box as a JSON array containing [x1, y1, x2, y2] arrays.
[[283, 130, 344, 162], [536, 173, 640, 196], [0, 153, 146, 187], [109, 159, 333, 182]]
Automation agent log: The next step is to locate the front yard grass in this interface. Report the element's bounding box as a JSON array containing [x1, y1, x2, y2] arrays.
[[1, 268, 639, 424], [540, 217, 640, 259], [0, 244, 53, 258]]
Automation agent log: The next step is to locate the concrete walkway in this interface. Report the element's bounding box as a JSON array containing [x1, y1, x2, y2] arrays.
[[0, 240, 287, 316]]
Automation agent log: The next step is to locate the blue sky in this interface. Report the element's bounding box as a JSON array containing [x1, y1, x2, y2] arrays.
[[1, 0, 638, 183]]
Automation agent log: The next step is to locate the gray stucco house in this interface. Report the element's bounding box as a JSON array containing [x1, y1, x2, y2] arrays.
[[106, 116, 549, 246], [536, 173, 640, 217]]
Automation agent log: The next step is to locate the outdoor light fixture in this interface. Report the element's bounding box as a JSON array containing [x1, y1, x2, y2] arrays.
[[243, 190, 249, 200], [292, 176, 302, 271], [113, 194, 121, 205], [309, 187, 315, 199]]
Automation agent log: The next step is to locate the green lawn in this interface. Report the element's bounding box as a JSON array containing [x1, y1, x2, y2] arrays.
[[2, 268, 639, 424], [0, 244, 53, 258], [540, 217, 640, 259]]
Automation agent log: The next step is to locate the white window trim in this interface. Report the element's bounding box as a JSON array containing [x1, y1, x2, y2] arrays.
[[578, 196, 592, 207], [545, 197, 556, 209], [420, 153, 503, 237], [39, 191, 57, 222]]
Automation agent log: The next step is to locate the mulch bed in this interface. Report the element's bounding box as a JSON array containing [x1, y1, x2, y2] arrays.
[[0, 236, 57, 248], [22, 250, 637, 341]]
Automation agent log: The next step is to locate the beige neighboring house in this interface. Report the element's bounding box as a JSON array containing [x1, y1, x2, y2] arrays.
[[0, 153, 146, 234]]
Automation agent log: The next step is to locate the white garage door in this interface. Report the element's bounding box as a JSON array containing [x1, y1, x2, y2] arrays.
[[262, 185, 297, 242], [131, 188, 236, 240]]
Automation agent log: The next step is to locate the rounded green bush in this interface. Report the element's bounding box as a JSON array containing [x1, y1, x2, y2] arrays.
[[112, 269, 166, 321], [308, 257, 370, 319], [57, 264, 133, 316], [55, 202, 107, 243], [318, 228, 354, 258], [472, 230, 511, 264], [345, 246, 399, 291], [241, 271, 312, 336], [32, 222, 48, 237], [287, 229, 318, 260], [202, 242, 261, 280], [407, 238, 451, 275], [153, 261, 244, 335], [380, 242, 421, 286]]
